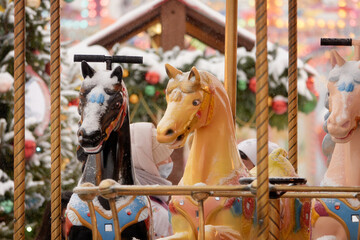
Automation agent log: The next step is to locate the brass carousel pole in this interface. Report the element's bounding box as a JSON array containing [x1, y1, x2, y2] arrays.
[[13, 0, 26, 239], [288, 0, 298, 172], [255, 0, 269, 238], [224, 0, 238, 124], [50, 0, 62, 239]]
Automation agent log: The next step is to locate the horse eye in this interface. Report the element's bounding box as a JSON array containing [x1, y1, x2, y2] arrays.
[[115, 102, 121, 109], [192, 99, 201, 106]]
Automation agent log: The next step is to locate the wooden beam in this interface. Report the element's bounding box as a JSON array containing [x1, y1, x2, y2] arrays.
[[89, 10, 160, 49], [186, 22, 225, 53], [186, 7, 254, 51], [160, 0, 186, 51]]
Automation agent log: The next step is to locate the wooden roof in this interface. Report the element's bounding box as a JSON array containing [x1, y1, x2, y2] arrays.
[[83, 0, 255, 53]]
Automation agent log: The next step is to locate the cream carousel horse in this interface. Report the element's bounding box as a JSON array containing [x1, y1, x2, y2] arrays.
[[157, 64, 310, 240], [312, 50, 360, 240]]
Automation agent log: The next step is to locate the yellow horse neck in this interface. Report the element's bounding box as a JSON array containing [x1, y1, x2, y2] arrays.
[[324, 128, 360, 186], [182, 77, 248, 186]]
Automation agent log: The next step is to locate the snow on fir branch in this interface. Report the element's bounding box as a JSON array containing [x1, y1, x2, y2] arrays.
[[111, 44, 318, 130]]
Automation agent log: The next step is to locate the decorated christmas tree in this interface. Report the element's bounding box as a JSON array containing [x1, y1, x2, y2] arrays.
[[0, 0, 81, 238], [112, 43, 318, 130]]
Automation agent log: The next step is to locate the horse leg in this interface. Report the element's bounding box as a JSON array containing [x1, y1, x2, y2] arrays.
[[204, 225, 242, 240], [312, 216, 347, 240]]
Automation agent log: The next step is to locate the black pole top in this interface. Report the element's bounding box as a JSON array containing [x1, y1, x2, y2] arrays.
[[74, 54, 143, 70], [320, 38, 352, 46]]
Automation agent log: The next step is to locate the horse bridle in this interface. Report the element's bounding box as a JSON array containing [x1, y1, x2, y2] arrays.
[[181, 85, 215, 138], [104, 84, 128, 140]]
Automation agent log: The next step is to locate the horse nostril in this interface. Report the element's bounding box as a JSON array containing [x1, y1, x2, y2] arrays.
[[341, 121, 350, 128], [165, 129, 174, 136], [78, 128, 84, 137]]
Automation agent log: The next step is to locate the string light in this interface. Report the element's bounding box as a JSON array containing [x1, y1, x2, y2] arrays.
[[275, 19, 284, 28], [327, 20, 336, 29], [338, 9, 347, 18], [247, 18, 255, 27], [89, 10, 97, 18], [317, 19, 325, 28], [81, 0, 88, 8], [100, 0, 109, 6], [275, 0, 283, 7], [307, 18, 315, 27], [298, 19, 305, 29], [81, 9, 89, 18], [100, 9, 108, 17], [337, 20, 346, 29], [338, 0, 347, 7], [238, 19, 246, 27]]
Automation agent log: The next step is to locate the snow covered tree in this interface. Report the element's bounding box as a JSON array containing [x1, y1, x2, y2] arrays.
[[112, 44, 318, 130], [0, 1, 81, 238]]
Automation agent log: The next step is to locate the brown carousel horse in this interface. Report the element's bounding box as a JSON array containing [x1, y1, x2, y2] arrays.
[[156, 64, 310, 239], [65, 61, 152, 240], [312, 50, 360, 240]]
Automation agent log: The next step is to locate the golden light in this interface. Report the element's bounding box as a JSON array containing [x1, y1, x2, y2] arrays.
[[327, 20, 336, 29], [248, 18, 255, 27], [275, 19, 284, 28], [298, 19, 305, 29], [350, 33, 356, 38], [307, 18, 315, 27], [337, 20, 346, 29], [249, 0, 255, 7], [148, 23, 162, 35], [338, 0, 346, 7], [317, 19, 326, 28], [338, 9, 347, 18], [275, 0, 283, 7]]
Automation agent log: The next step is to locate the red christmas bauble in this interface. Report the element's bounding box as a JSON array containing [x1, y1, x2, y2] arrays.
[[25, 140, 36, 159], [272, 96, 288, 115], [249, 77, 256, 93], [68, 98, 79, 107], [145, 71, 160, 85], [306, 76, 315, 91]]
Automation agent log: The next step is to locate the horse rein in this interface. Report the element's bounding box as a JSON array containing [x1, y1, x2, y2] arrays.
[[184, 85, 215, 136], [104, 84, 128, 140]]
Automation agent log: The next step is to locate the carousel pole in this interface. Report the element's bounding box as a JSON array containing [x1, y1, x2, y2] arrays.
[[50, 0, 62, 239], [288, 0, 298, 172], [13, 0, 26, 239], [224, 0, 238, 124], [255, 0, 269, 239]]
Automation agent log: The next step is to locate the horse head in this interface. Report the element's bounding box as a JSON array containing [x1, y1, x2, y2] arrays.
[[157, 64, 214, 149], [77, 61, 128, 153], [326, 50, 360, 143]]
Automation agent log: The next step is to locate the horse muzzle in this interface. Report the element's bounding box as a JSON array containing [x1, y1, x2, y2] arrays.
[[77, 128, 104, 153]]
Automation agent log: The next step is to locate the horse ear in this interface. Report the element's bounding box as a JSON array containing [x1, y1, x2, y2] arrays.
[[81, 61, 95, 79], [111, 66, 123, 83], [188, 66, 200, 84], [330, 50, 345, 67], [165, 64, 182, 79]]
